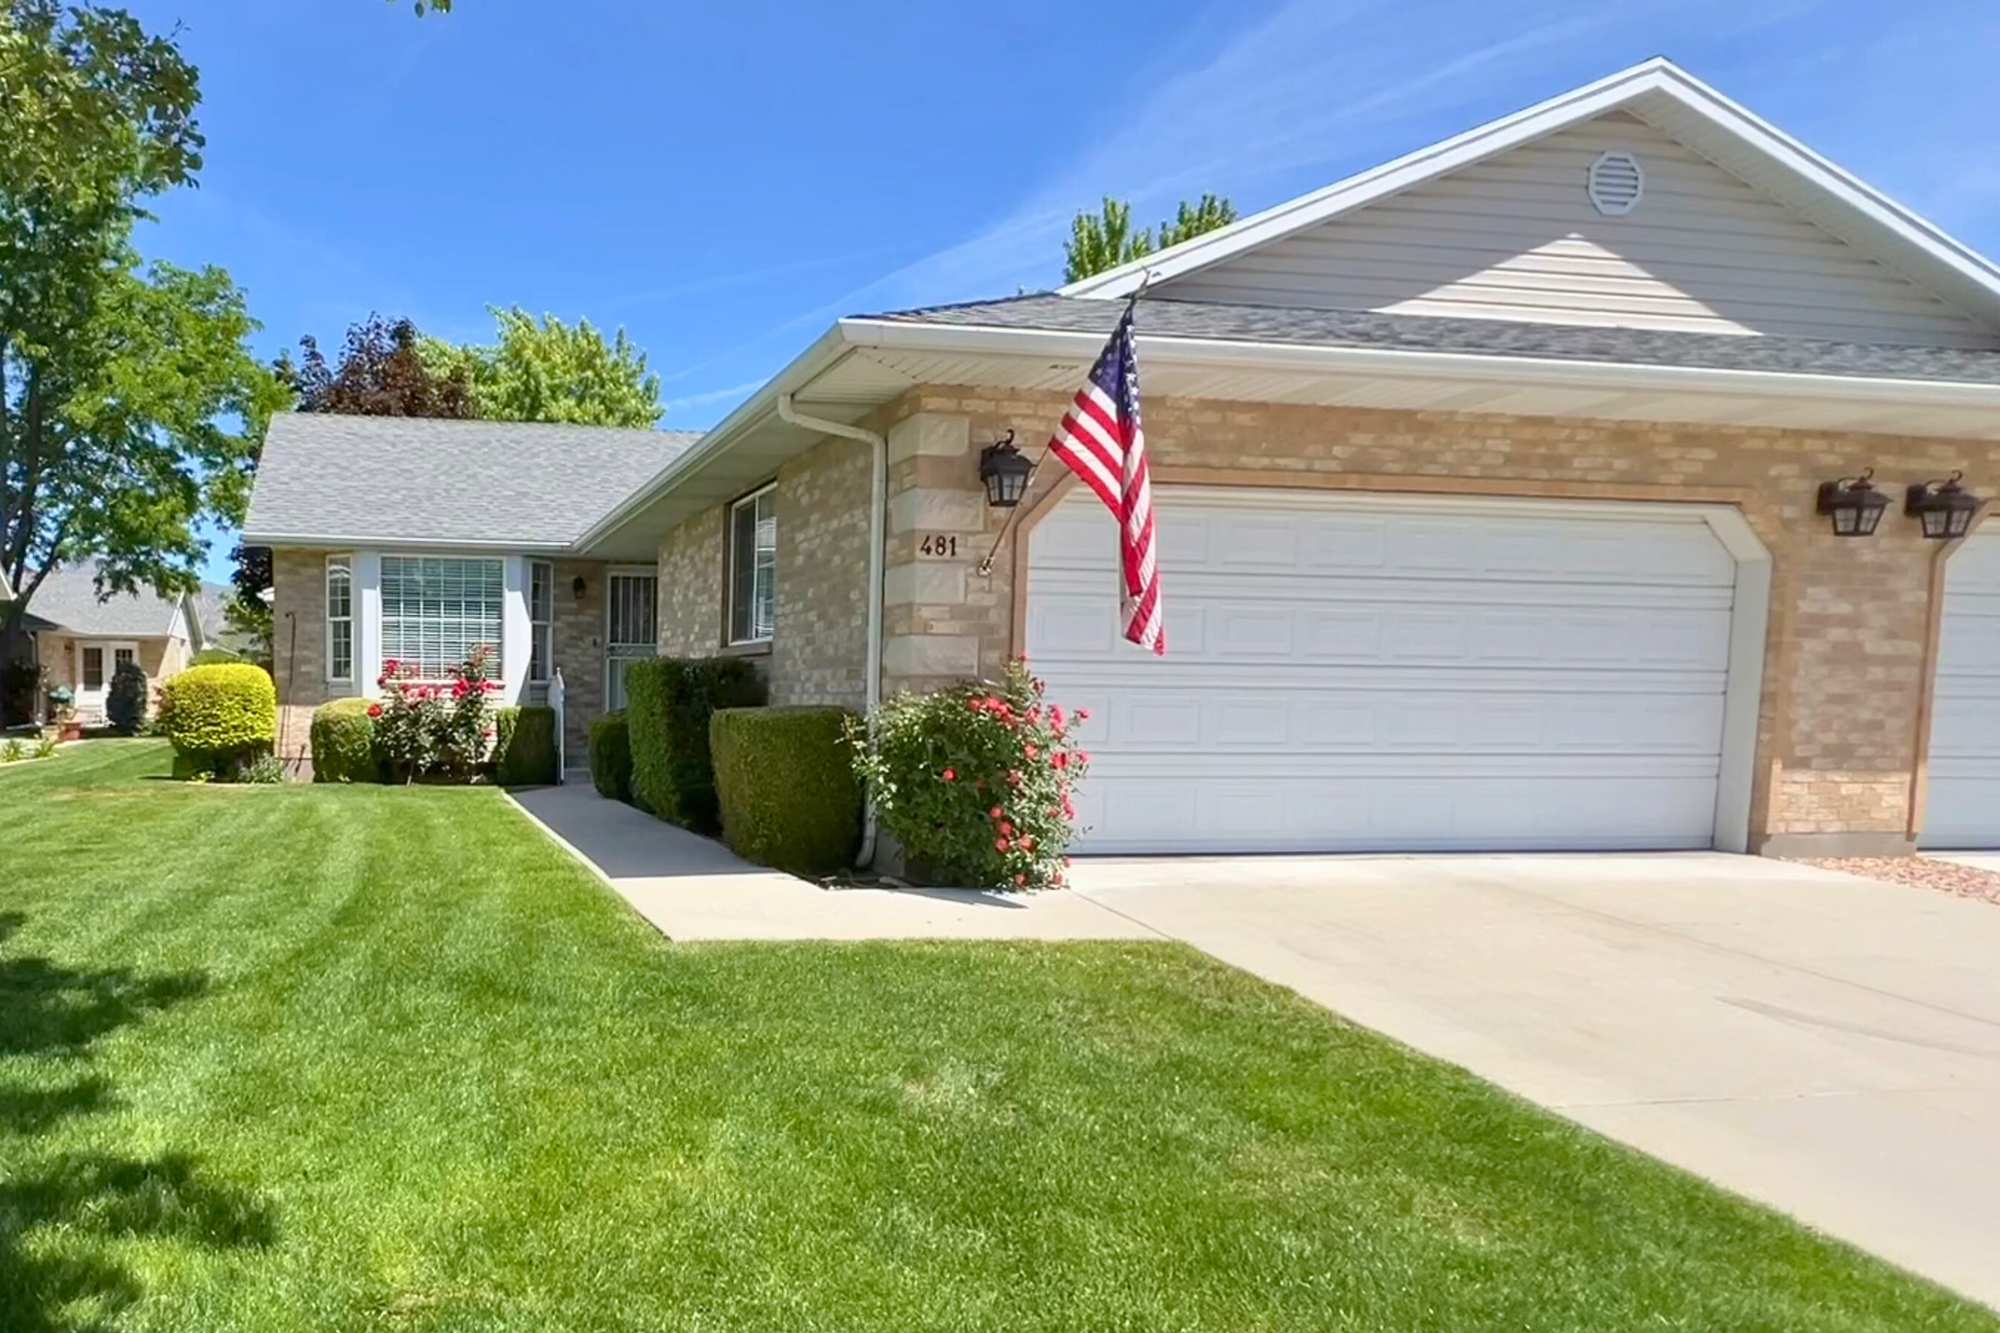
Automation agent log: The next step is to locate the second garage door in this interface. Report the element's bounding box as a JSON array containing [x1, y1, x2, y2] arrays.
[[1921, 532, 2000, 849], [1025, 487, 1744, 854]]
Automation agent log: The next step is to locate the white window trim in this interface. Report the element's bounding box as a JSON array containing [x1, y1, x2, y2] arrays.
[[727, 482, 777, 647], [325, 554, 354, 684], [377, 551, 508, 684], [528, 559, 554, 684]]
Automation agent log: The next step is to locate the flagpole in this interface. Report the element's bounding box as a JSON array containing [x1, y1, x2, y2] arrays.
[[974, 270, 1154, 578]]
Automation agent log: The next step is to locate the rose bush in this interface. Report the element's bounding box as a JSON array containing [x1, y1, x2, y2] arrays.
[[847, 657, 1090, 890], [372, 646, 500, 782]]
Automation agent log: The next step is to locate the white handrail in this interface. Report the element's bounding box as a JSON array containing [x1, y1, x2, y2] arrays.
[[550, 667, 566, 783]]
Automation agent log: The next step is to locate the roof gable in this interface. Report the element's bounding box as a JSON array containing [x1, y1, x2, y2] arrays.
[[1063, 59, 2000, 346], [27, 562, 185, 637]]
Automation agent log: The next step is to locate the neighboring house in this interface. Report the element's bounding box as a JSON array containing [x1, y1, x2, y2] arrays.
[[249, 58, 2000, 859], [195, 581, 264, 660], [16, 562, 208, 724], [240, 415, 698, 770]]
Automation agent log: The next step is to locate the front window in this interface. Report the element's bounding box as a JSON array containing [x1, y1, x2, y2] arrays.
[[529, 560, 553, 683], [380, 555, 504, 679], [728, 485, 776, 645], [326, 556, 353, 682]]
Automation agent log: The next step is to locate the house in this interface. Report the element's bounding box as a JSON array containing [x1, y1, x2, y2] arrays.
[[240, 415, 699, 767], [15, 562, 209, 724], [251, 58, 2000, 857]]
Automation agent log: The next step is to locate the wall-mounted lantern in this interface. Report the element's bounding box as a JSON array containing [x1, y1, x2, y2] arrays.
[[978, 430, 1034, 509], [1816, 469, 1889, 537], [1904, 471, 1984, 541], [571, 574, 588, 603]]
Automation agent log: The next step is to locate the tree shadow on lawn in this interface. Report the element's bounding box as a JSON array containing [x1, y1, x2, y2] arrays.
[[0, 911, 278, 1332]]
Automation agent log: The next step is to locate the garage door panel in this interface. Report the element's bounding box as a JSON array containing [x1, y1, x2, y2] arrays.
[[1924, 534, 2000, 847], [1029, 487, 1736, 853]]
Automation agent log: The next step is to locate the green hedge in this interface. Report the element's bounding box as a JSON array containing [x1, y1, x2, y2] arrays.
[[625, 656, 766, 832], [590, 710, 632, 804], [311, 698, 381, 783], [494, 705, 559, 786], [711, 706, 861, 876], [159, 663, 276, 773]]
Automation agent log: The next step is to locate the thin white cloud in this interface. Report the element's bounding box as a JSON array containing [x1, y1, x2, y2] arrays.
[[662, 378, 765, 417]]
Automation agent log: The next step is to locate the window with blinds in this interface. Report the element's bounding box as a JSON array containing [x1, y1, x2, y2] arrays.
[[380, 555, 504, 678]]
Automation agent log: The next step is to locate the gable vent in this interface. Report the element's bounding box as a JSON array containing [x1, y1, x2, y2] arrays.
[[1587, 150, 1644, 216]]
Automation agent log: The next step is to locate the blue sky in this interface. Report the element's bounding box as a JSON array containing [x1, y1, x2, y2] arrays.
[[124, 0, 2000, 582]]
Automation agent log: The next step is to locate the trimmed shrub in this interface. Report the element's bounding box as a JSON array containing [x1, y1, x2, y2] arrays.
[[192, 646, 243, 666], [712, 707, 861, 876], [311, 698, 382, 783], [494, 705, 559, 786], [158, 663, 276, 775], [590, 710, 632, 804], [625, 656, 766, 831], [105, 659, 149, 734]]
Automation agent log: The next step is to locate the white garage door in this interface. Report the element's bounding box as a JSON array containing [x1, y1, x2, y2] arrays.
[[1026, 487, 1742, 854], [1922, 533, 2000, 848]]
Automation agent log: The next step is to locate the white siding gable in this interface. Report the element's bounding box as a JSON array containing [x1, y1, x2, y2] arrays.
[[1162, 112, 2000, 348]]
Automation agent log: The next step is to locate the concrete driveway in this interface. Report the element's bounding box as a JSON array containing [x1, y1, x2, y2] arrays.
[[1069, 853, 2000, 1310]]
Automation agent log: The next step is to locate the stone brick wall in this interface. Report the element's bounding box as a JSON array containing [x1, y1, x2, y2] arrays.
[[872, 388, 2000, 855], [270, 547, 336, 774], [772, 436, 872, 708], [657, 508, 724, 656], [652, 435, 874, 709], [550, 559, 606, 761]]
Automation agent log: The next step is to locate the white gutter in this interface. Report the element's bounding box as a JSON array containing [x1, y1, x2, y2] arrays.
[[774, 391, 887, 869], [836, 317, 2000, 411], [240, 533, 572, 554]]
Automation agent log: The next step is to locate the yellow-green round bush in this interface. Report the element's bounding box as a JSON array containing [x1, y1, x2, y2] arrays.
[[159, 663, 276, 769], [711, 706, 861, 876], [311, 697, 381, 783]]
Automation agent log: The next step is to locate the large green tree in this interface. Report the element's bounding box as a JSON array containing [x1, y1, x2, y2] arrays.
[[1, 0, 283, 645], [422, 306, 663, 428], [1061, 193, 1238, 283]]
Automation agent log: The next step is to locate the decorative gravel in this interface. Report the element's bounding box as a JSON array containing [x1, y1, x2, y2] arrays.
[[1801, 855, 2000, 906]]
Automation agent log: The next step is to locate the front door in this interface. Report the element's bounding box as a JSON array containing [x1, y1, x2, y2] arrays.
[[605, 573, 658, 712], [76, 641, 139, 720]]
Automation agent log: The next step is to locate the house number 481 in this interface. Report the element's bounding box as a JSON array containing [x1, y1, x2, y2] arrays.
[[918, 534, 959, 559]]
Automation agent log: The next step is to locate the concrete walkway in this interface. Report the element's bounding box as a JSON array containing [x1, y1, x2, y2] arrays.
[[1932, 851, 2000, 873], [505, 783, 1153, 941]]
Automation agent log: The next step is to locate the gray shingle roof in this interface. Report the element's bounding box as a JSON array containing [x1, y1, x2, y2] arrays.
[[26, 562, 188, 637], [869, 293, 2000, 385], [242, 414, 700, 547]]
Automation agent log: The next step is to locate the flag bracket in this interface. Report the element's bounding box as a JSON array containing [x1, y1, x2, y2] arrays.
[[972, 272, 1153, 579]]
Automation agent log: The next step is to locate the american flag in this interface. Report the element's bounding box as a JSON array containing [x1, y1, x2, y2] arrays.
[[1046, 304, 1164, 655]]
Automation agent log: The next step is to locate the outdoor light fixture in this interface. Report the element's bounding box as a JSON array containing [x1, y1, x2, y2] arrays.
[[978, 430, 1034, 508], [1816, 468, 1890, 537], [571, 574, 588, 602], [1904, 471, 1984, 541]]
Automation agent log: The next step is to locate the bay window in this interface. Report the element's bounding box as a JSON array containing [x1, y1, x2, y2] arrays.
[[529, 560, 554, 683], [326, 555, 353, 682], [380, 555, 504, 679], [728, 484, 776, 645]]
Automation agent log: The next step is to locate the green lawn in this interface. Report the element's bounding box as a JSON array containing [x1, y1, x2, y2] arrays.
[[0, 740, 1991, 1332]]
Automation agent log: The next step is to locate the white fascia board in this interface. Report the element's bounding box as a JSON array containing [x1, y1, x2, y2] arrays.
[[239, 532, 570, 553], [1061, 58, 2000, 322], [839, 316, 2000, 412], [570, 322, 856, 553]]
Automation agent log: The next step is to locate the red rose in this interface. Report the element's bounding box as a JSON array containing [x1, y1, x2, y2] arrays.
[[999, 821, 1015, 837], [1049, 705, 1065, 729], [1006, 770, 1023, 788], [1075, 709, 1090, 723], [1023, 744, 1039, 761], [941, 768, 956, 782], [367, 703, 382, 719], [989, 805, 1003, 820], [994, 837, 1009, 852], [1014, 873, 1027, 887], [1021, 835, 1036, 851]]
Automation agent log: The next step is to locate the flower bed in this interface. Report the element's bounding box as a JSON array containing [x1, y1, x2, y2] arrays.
[[371, 648, 501, 783], [847, 658, 1089, 890]]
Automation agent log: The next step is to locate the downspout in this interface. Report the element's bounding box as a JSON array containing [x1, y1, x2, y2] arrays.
[[775, 392, 886, 867]]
